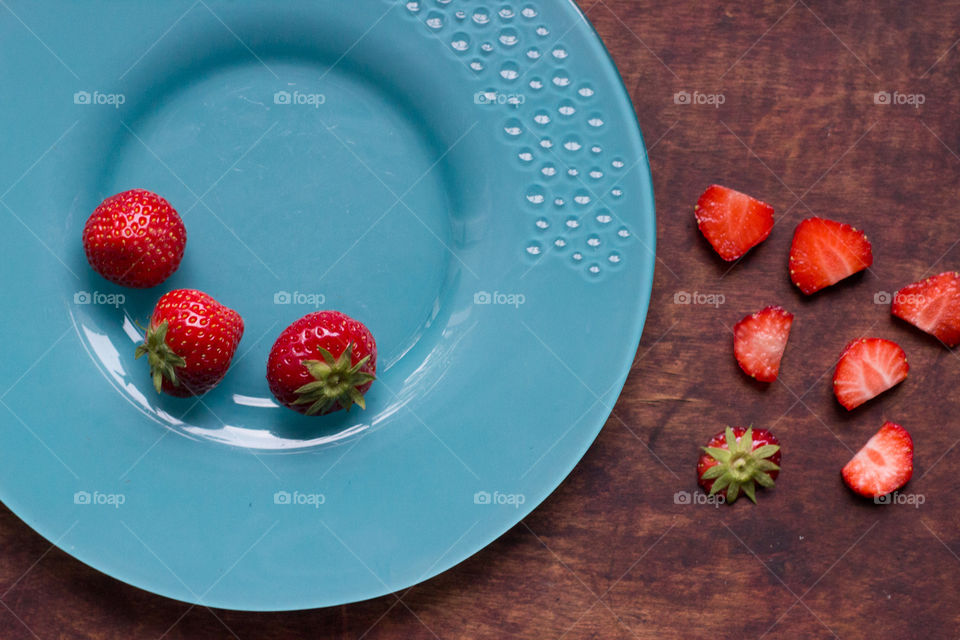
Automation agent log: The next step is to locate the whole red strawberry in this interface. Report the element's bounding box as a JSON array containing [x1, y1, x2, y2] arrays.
[[82, 189, 186, 288], [266, 311, 377, 415], [135, 289, 244, 397], [697, 426, 781, 503]]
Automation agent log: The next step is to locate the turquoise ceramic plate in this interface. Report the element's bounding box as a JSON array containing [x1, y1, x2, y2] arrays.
[[0, 0, 654, 610]]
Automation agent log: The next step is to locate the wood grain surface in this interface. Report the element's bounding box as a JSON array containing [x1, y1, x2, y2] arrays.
[[3, 1, 960, 638]]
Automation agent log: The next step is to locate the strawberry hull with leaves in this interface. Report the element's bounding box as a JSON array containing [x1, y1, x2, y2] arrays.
[[697, 426, 781, 504], [135, 289, 244, 397], [267, 311, 377, 416]]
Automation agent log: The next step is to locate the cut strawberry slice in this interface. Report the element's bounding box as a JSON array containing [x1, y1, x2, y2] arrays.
[[832, 338, 908, 410], [733, 306, 794, 382], [891, 271, 960, 347], [842, 422, 913, 498], [695, 185, 774, 261], [788, 217, 873, 294]]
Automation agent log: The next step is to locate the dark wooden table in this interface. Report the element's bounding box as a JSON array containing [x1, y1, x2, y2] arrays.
[[3, 1, 959, 637]]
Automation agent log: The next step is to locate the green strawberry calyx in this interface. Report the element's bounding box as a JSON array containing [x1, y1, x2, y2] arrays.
[[700, 426, 780, 504], [134, 320, 186, 394], [294, 342, 376, 416]]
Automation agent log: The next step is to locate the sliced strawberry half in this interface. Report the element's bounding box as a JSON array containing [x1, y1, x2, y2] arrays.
[[788, 217, 873, 294], [832, 338, 908, 410], [842, 421, 913, 498], [695, 185, 774, 261], [733, 306, 794, 382], [891, 271, 960, 347]]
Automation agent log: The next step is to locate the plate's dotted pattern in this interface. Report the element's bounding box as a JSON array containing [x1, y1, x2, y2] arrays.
[[400, 0, 636, 279]]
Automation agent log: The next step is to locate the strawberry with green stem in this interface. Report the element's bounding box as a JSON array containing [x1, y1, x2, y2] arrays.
[[266, 311, 377, 416], [135, 289, 244, 397]]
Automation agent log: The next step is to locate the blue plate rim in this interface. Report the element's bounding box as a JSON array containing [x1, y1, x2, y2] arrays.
[[0, 0, 656, 611]]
